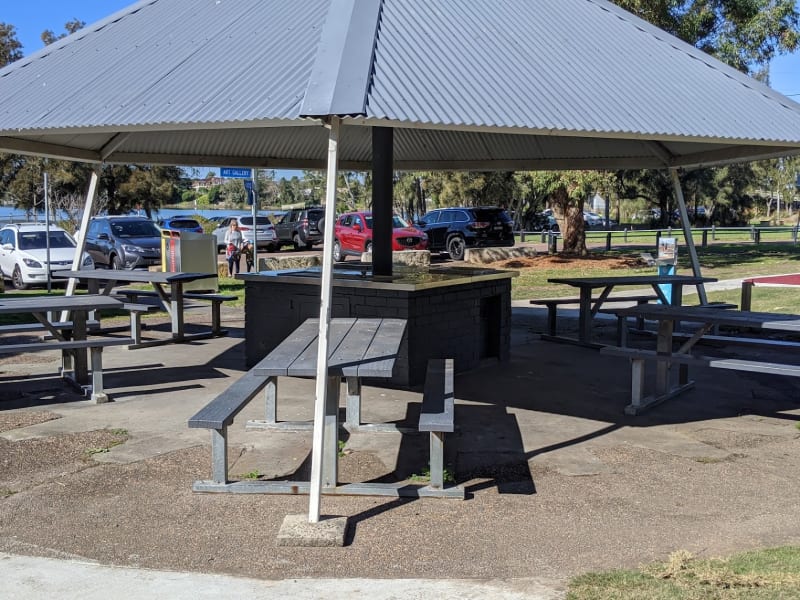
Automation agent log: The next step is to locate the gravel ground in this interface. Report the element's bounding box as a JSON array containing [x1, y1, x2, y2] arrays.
[[1, 304, 800, 585]]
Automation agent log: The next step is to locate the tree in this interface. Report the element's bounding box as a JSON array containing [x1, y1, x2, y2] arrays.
[[0, 22, 22, 67], [40, 19, 84, 46]]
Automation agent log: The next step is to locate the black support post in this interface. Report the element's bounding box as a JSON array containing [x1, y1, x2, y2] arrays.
[[372, 127, 394, 277]]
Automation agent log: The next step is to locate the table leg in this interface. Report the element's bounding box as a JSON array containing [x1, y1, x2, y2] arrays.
[[72, 311, 89, 385], [655, 318, 673, 396], [168, 282, 184, 339], [345, 377, 361, 429], [578, 287, 593, 344], [322, 376, 340, 489]]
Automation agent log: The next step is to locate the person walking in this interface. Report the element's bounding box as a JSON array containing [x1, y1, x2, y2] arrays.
[[224, 221, 244, 276]]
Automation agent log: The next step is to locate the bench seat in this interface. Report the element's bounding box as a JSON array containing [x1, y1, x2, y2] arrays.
[[530, 294, 658, 336], [189, 369, 275, 483], [601, 344, 800, 414], [115, 289, 235, 336], [0, 336, 134, 404]]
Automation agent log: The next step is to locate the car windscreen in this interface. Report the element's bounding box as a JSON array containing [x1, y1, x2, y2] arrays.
[[473, 209, 511, 223], [111, 221, 161, 237], [167, 219, 200, 229], [18, 230, 76, 250], [240, 217, 272, 226]]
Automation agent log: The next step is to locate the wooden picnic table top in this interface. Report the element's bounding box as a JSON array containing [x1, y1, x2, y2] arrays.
[[0, 294, 123, 313], [610, 303, 800, 332], [253, 318, 407, 378], [57, 270, 216, 285], [548, 274, 716, 288]]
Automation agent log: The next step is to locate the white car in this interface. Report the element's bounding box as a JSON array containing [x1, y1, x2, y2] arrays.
[[583, 211, 604, 227], [0, 223, 94, 289], [211, 215, 278, 252]]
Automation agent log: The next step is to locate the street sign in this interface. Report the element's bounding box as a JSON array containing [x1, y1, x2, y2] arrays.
[[220, 167, 252, 179]]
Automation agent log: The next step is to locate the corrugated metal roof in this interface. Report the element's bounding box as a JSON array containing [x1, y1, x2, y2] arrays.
[[0, 0, 799, 169]]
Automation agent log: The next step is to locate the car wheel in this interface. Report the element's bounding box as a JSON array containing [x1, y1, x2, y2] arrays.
[[333, 239, 344, 262], [446, 236, 465, 261], [266, 243, 278, 253], [365, 241, 373, 254], [292, 233, 302, 251], [12, 265, 29, 290], [111, 254, 124, 270]]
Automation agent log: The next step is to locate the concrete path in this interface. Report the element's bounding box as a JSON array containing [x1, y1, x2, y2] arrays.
[[2, 553, 562, 600]]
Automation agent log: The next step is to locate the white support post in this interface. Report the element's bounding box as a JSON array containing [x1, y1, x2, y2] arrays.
[[308, 117, 340, 523], [670, 169, 708, 304]]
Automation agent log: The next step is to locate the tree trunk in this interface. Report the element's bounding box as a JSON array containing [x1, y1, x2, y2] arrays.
[[551, 186, 587, 255]]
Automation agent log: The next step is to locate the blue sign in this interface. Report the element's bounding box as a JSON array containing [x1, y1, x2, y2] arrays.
[[220, 167, 253, 179], [244, 179, 254, 205]]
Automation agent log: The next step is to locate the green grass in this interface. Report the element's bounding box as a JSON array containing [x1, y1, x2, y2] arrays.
[[567, 547, 800, 599]]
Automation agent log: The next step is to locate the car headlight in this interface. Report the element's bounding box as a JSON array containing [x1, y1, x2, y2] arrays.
[[121, 244, 145, 253], [22, 257, 43, 268]]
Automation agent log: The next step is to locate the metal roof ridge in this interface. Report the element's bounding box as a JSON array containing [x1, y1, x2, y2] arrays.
[[300, 0, 383, 118]]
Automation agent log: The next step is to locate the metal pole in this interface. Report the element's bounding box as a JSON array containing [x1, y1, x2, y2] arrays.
[[308, 117, 340, 523], [66, 167, 101, 297], [670, 169, 707, 304], [251, 170, 259, 271], [44, 170, 52, 293]]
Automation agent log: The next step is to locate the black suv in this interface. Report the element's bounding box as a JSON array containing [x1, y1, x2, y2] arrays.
[[84, 216, 162, 269], [274, 207, 325, 250], [416, 207, 514, 260]]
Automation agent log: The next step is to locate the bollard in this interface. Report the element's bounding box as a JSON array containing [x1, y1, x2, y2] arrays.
[[701, 229, 708, 247], [754, 228, 761, 244], [750, 225, 755, 240], [520, 231, 526, 243], [605, 232, 612, 251], [656, 230, 661, 247], [794, 226, 799, 245], [548, 233, 558, 254], [624, 228, 629, 243]]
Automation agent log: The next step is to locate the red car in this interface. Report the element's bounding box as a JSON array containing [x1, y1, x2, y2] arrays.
[[333, 211, 428, 261]]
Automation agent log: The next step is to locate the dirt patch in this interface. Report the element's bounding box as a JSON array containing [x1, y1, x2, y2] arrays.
[[488, 254, 647, 271], [0, 410, 61, 434]]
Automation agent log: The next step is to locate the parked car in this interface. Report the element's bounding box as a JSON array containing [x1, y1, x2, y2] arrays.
[[84, 216, 162, 270], [332, 211, 428, 262], [528, 212, 560, 232], [583, 211, 604, 227], [157, 216, 204, 233], [211, 215, 277, 252], [274, 207, 326, 250], [0, 222, 94, 289], [415, 207, 514, 261]]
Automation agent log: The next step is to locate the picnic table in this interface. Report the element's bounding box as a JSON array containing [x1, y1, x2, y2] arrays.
[[0, 294, 133, 402], [189, 317, 463, 498], [546, 274, 717, 346], [601, 303, 800, 414], [57, 270, 220, 343]]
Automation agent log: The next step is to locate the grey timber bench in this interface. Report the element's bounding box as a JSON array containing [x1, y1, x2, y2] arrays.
[[115, 288, 235, 336], [188, 369, 275, 484], [0, 319, 101, 337], [123, 302, 159, 346], [601, 345, 800, 415], [0, 336, 134, 403], [530, 294, 658, 336], [419, 359, 456, 491]]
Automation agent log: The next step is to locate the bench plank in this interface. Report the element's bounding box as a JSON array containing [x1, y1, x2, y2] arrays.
[[419, 358, 455, 433], [0, 337, 135, 354], [188, 370, 273, 430]]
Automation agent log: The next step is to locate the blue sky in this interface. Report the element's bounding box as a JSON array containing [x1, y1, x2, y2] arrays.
[[3, 0, 800, 119]]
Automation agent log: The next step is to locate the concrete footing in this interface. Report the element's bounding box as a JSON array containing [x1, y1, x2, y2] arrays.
[[276, 514, 348, 547]]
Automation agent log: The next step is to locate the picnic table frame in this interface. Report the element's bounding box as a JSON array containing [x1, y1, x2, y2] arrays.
[[57, 270, 217, 342], [0, 294, 131, 400], [546, 274, 717, 346], [602, 303, 800, 414]]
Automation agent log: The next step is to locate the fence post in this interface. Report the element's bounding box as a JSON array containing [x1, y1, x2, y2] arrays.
[[656, 230, 661, 247], [624, 228, 629, 243], [540, 232, 547, 243], [605, 232, 612, 251], [712, 224, 716, 241], [750, 224, 755, 240], [754, 228, 761, 244], [701, 229, 708, 247], [520, 231, 526, 242], [794, 225, 799, 245], [548, 233, 558, 254]]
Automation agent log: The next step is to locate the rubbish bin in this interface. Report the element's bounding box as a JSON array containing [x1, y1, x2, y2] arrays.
[[161, 230, 218, 292]]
